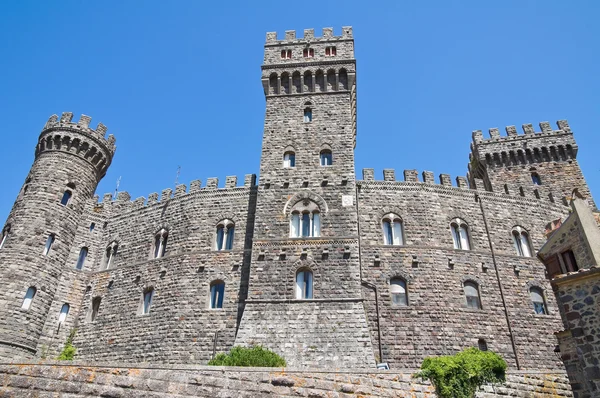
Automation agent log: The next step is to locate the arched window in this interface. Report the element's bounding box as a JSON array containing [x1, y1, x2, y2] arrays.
[[296, 269, 313, 299], [21, 286, 36, 310], [390, 278, 408, 306], [531, 173, 542, 185], [281, 72, 290, 94], [339, 69, 348, 90], [76, 247, 88, 270], [315, 70, 325, 92], [512, 228, 532, 257], [326, 70, 336, 90], [303, 48, 314, 58], [269, 73, 278, 95], [320, 149, 332, 166], [89, 222, 95, 232], [530, 287, 547, 315], [283, 151, 296, 168], [382, 215, 403, 245], [104, 242, 118, 269], [89, 297, 101, 321], [216, 220, 235, 250], [478, 339, 488, 351], [325, 46, 337, 56], [153, 229, 168, 258], [0, 225, 10, 250], [451, 219, 470, 250], [304, 107, 312, 123], [464, 281, 481, 309], [43, 234, 55, 256], [290, 211, 320, 238], [60, 190, 72, 206], [210, 281, 225, 309], [58, 303, 70, 324], [141, 288, 154, 315], [303, 71, 313, 92], [292, 71, 302, 94]]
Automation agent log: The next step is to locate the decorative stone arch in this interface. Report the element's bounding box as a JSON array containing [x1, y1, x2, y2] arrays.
[[377, 207, 405, 222], [283, 190, 329, 216], [214, 214, 238, 226], [447, 214, 471, 225], [386, 268, 413, 284], [461, 275, 483, 287], [525, 279, 547, 291]]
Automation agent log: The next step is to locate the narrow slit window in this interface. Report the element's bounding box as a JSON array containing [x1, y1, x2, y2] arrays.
[[90, 297, 101, 321], [89, 222, 95, 232], [296, 270, 313, 299], [210, 281, 225, 309], [58, 303, 70, 323], [43, 234, 55, 256], [0, 225, 10, 249], [21, 286, 36, 310], [76, 247, 88, 270], [141, 288, 154, 315]]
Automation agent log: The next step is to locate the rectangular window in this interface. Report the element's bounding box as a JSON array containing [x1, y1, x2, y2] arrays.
[[290, 214, 300, 237], [312, 213, 321, 238], [560, 250, 578, 272], [90, 297, 101, 321], [142, 290, 153, 315]]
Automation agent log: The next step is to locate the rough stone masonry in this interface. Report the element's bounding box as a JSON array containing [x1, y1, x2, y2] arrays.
[[0, 26, 595, 396]]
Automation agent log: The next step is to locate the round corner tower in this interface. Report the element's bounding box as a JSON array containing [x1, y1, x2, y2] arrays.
[[0, 112, 116, 360]]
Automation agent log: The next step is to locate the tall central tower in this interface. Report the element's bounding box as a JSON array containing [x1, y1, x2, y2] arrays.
[[235, 27, 375, 368]]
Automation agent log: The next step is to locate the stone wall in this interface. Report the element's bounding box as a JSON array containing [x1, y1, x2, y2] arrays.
[[0, 361, 573, 397]]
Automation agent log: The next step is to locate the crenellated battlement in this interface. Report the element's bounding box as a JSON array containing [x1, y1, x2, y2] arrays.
[[470, 120, 577, 168], [359, 168, 561, 204], [265, 27, 353, 45], [42, 112, 116, 153], [92, 174, 257, 213], [36, 112, 117, 178]]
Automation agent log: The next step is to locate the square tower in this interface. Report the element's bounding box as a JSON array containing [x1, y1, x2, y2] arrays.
[[234, 27, 375, 368]]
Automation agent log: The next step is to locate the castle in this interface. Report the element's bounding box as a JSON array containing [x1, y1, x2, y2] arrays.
[[0, 26, 597, 395]]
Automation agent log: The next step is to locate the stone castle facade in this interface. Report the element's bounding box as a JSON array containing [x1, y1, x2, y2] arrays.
[[0, 27, 595, 386]]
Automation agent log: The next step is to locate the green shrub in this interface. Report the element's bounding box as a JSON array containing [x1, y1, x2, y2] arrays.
[[415, 348, 506, 398], [208, 345, 286, 367], [57, 329, 77, 361]]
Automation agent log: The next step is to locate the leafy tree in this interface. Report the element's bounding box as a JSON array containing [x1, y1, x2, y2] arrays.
[[208, 345, 286, 367], [415, 348, 506, 398], [57, 329, 77, 361]]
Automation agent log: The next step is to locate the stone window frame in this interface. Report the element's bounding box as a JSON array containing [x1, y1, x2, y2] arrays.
[[325, 46, 337, 57], [390, 277, 408, 307], [319, 145, 333, 167], [58, 303, 70, 325], [43, 233, 56, 256], [102, 241, 119, 270], [139, 286, 154, 316], [151, 228, 169, 259], [289, 199, 321, 238], [303, 101, 313, 123], [382, 213, 404, 246], [302, 48, 314, 58], [280, 49, 292, 59], [526, 282, 550, 315], [531, 171, 542, 186], [88, 296, 102, 322], [511, 226, 533, 257], [450, 218, 471, 250], [295, 267, 314, 300], [76, 246, 89, 270], [462, 278, 482, 310], [209, 279, 226, 309], [215, 219, 235, 251], [21, 286, 37, 311], [283, 145, 296, 168], [0, 224, 10, 250], [478, 338, 488, 351], [60, 182, 76, 207]]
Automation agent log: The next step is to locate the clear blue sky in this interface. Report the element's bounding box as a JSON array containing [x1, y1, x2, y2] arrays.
[[0, 1, 598, 222]]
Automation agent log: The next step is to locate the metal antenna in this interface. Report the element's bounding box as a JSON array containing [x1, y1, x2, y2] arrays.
[[113, 176, 121, 200], [175, 166, 181, 187]]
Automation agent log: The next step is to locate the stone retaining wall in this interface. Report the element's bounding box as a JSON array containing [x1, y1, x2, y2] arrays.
[[0, 362, 573, 397]]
